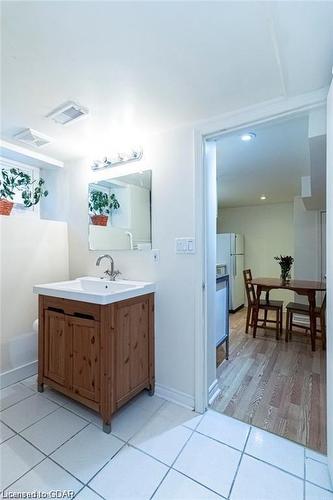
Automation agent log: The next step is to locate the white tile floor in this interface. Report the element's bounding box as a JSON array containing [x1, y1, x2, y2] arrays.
[[0, 376, 332, 500]]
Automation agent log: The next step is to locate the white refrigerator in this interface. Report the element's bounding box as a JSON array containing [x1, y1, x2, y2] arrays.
[[217, 233, 245, 312]]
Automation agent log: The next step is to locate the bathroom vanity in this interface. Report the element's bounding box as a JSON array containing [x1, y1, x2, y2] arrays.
[[34, 277, 155, 433]]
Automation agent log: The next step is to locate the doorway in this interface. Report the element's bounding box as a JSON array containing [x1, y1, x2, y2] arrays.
[[200, 108, 327, 453]]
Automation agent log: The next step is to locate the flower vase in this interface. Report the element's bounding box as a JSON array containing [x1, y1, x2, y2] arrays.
[[280, 270, 291, 284]]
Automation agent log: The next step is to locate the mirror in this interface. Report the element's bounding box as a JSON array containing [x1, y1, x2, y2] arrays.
[[88, 170, 152, 251]]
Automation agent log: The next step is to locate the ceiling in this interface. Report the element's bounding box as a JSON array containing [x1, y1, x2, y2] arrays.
[[216, 115, 313, 207], [1, 1, 333, 162]]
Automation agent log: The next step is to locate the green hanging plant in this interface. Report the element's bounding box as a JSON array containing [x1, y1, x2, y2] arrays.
[[0, 167, 48, 215], [89, 190, 120, 215]]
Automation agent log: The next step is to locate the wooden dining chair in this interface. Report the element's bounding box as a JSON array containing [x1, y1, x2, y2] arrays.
[[243, 269, 283, 340], [285, 294, 326, 350]]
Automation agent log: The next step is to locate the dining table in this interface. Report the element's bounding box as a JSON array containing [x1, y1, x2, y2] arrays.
[[250, 277, 326, 351]]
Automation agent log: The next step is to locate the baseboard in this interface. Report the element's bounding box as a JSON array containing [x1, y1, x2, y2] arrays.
[[155, 383, 194, 410], [229, 304, 244, 314], [208, 379, 221, 405], [0, 360, 37, 389]]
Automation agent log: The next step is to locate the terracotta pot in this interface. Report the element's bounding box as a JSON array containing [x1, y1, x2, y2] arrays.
[[0, 199, 14, 216], [91, 214, 108, 226]]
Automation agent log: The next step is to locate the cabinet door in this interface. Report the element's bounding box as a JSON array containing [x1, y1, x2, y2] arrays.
[[44, 310, 67, 387], [115, 299, 149, 401], [67, 316, 100, 402]]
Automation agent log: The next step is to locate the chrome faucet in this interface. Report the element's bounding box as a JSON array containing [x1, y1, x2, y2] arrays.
[[96, 254, 121, 281]]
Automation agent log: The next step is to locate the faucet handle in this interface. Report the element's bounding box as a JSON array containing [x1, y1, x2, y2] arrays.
[[113, 270, 121, 279]]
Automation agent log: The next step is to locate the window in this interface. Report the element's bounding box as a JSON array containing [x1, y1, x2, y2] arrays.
[[0, 157, 40, 215]]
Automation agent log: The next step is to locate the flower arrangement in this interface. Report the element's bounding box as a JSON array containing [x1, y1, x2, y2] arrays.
[[274, 255, 294, 283]]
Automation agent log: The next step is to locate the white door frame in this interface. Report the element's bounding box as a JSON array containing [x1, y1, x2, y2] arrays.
[[193, 88, 328, 413]]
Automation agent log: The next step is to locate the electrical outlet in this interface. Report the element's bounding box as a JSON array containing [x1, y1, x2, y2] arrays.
[[152, 249, 160, 262]]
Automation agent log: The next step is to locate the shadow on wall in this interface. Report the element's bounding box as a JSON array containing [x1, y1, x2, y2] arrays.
[[0, 216, 69, 387]]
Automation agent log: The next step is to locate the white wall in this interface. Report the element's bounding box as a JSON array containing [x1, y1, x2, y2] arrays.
[[0, 216, 69, 384], [293, 197, 321, 282], [40, 167, 69, 222], [66, 126, 198, 405], [326, 80, 333, 478], [219, 202, 295, 304]]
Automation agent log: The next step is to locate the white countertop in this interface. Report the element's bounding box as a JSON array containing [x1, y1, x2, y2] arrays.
[[33, 277, 156, 305]]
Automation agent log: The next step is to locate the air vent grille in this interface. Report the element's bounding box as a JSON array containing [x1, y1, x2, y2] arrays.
[[48, 101, 89, 125], [13, 128, 52, 148]]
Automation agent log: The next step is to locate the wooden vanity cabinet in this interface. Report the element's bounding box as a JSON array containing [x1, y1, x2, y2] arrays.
[[38, 293, 155, 433]]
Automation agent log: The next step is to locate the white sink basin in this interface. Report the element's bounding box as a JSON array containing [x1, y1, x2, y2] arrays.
[[33, 277, 155, 305], [79, 277, 142, 293]]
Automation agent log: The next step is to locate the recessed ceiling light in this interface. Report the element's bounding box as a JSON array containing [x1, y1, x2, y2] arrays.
[[260, 195, 267, 200], [241, 132, 256, 142]]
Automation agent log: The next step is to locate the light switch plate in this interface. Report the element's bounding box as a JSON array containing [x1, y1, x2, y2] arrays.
[[175, 238, 196, 254]]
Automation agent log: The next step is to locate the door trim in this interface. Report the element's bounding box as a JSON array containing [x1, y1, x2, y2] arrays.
[[194, 89, 328, 414]]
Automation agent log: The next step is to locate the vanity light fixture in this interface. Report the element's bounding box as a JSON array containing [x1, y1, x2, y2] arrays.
[[91, 148, 143, 171], [241, 132, 256, 142], [260, 195, 267, 200]]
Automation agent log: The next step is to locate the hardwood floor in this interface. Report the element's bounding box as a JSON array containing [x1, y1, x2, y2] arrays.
[[212, 308, 327, 453]]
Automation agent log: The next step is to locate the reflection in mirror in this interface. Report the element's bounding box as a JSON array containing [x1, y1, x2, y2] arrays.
[[88, 170, 152, 251]]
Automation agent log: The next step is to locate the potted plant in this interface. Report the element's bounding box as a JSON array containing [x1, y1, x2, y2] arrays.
[[89, 190, 120, 226], [274, 255, 294, 284], [0, 167, 48, 216]]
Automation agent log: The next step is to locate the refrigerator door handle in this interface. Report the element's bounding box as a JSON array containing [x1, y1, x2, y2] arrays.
[[234, 255, 236, 277]]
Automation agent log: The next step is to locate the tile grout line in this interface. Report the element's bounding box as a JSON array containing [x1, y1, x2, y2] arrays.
[[4, 417, 120, 494], [305, 455, 328, 465], [4, 430, 96, 493], [169, 469, 228, 499], [85, 442, 127, 494], [74, 484, 106, 500], [180, 420, 308, 484], [243, 451, 306, 482], [194, 426, 250, 454], [10, 403, 62, 434], [227, 426, 252, 500], [149, 413, 205, 500], [27, 420, 91, 457], [27, 422, 126, 491], [150, 468, 173, 500], [0, 390, 37, 412], [2, 455, 47, 494], [73, 485, 86, 499], [85, 400, 170, 494], [305, 479, 333, 494]]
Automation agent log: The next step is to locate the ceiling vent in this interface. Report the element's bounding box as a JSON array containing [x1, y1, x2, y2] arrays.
[[48, 101, 89, 125], [13, 128, 53, 148]]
